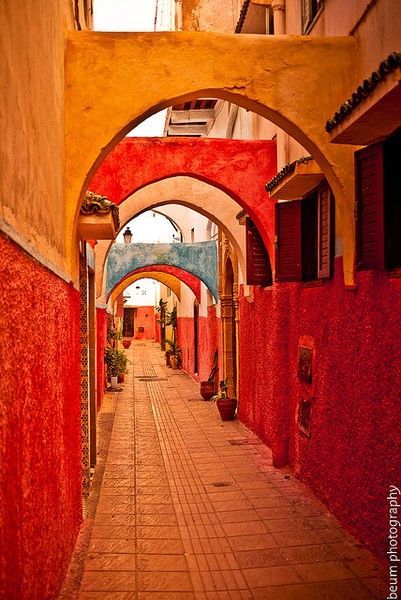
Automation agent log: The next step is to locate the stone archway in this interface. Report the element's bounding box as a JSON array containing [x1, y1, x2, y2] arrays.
[[94, 176, 247, 299], [65, 31, 358, 283], [109, 265, 202, 305]]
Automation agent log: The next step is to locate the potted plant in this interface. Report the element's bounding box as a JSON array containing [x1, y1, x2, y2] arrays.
[[164, 306, 180, 368], [212, 379, 237, 421], [105, 347, 129, 390], [200, 351, 218, 400], [165, 338, 181, 370]]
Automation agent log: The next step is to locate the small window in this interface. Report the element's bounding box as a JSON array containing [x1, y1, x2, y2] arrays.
[[275, 183, 334, 283], [301, 0, 322, 33], [356, 129, 401, 271], [190, 228, 195, 243]]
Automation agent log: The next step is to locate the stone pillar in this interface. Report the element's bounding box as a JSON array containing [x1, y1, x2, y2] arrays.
[[271, 0, 285, 34], [220, 295, 234, 398]]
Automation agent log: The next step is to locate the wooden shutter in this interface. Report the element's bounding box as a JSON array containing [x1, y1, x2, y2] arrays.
[[317, 185, 332, 279], [246, 218, 272, 286], [356, 143, 385, 270], [275, 201, 302, 282]]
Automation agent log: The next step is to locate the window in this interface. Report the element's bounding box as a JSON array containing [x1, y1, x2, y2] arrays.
[[245, 217, 272, 286], [356, 129, 401, 271], [190, 228, 195, 243], [275, 183, 333, 282], [301, 0, 323, 33]]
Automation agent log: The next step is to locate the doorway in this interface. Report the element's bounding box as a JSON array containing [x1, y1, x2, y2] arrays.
[[123, 307, 135, 337]]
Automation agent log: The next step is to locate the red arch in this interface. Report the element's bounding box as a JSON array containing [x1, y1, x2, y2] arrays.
[[88, 137, 277, 260], [108, 264, 202, 303]]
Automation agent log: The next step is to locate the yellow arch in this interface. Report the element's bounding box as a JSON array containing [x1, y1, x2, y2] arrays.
[[110, 271, 182, 306], [66, 31, 358, 284]]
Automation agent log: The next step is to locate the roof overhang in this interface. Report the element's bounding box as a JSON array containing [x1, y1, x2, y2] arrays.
[[267, 158, 324, 200], [326, 54, 401, 145]]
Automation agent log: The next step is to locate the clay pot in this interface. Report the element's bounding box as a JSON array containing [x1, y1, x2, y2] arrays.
[[170, 355, 179, 370], [216, 397, 237, 421], [118, 373, 124, 383], [165, 350, 172, 367], [122, 339, 131, 349], [200, 381, 215, 401], [110, 376, 118, 390]]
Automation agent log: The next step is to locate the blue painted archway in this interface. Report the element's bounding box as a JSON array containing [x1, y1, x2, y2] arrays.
[[106, 241, 218, 299]]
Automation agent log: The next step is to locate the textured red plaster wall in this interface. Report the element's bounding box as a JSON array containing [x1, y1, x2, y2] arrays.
[[178, 307, 219, 381], [96, 308, 108, 409], [133, 306, 156, 339], [238, 258, 401, 560], [0, 234, 82, 600], [89, 138, 277, 261]]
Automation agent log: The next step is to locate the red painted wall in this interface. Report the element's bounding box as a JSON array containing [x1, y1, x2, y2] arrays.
[[0, 234, 82, 600], [238, 258, 401, 560], [89, 138, 277, 261], [133, 306, 156, 339], [178, 306, 219, 382], [96, 307, 108, 409]]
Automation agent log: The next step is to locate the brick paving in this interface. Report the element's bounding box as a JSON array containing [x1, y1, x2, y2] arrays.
[[65, 340, 387, 600]]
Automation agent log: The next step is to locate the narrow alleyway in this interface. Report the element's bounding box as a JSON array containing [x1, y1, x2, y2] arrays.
[[61, 341, 386, 600]]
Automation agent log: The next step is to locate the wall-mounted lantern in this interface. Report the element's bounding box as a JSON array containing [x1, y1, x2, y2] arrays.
[[123, 227, 133, 244]]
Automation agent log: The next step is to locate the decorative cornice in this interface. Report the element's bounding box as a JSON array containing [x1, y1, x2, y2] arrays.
[[325, 52, 401, 133], [235, 0, 251, 34], [81, 191, 120, 230], [265, 156, 313, 193]]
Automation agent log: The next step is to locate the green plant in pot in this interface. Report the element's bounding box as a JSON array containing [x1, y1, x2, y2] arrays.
[[165, 338, 182, 370], [212, 379, 237, 420], [105, 347, 129, 390]]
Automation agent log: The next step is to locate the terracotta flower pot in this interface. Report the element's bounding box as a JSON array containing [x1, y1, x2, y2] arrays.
[[118, 373, 124, 383], [165, 350, 172, 367], [200, 381, 215, 401], [216, 397, 237, 421], [122, 339, 131, 349], [170, 355, 179, 369]]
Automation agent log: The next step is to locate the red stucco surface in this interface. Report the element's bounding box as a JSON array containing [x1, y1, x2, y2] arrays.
[[89, 137, 277, 261], [109, 264, 201, 303], [0, 234, 82, 600], [133, 306, 156, 339], [238, 258, 401, 560], [96, 307, 108, 409], [178, 306, 219, 382]]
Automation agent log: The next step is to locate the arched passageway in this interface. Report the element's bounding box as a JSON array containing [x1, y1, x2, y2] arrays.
[[89, 137, 276, 264], [95, 177, 247, 297], [105, 242, 218, 300], [66, 32, 358, 283], [109, 265, 202, 305]]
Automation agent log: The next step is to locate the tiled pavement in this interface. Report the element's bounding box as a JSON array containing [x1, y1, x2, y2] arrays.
[[62, 341, 387, 600]]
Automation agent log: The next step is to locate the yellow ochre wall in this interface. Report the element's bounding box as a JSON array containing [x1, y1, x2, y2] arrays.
[[0, 2, 76, 275]]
